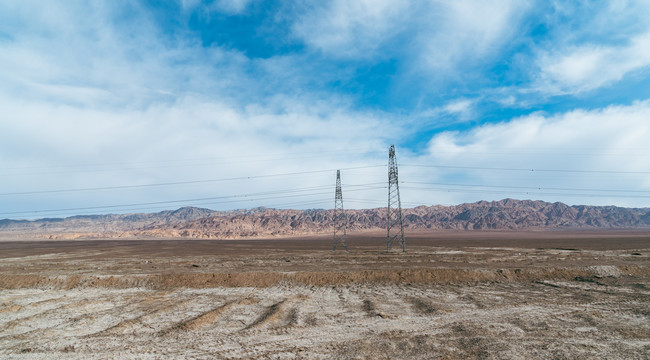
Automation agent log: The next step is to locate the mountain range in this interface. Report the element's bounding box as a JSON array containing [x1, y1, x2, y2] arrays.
[[2, 199, 649, 239]]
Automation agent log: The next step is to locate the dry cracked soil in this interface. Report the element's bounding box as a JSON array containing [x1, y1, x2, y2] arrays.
[[1, 230, 649, 359]]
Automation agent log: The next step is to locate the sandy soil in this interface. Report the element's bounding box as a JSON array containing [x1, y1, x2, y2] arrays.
[[1, 230, 649, 359]]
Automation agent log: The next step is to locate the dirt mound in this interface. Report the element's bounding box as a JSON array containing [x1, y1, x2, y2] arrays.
[[2, 266, 648, 290]]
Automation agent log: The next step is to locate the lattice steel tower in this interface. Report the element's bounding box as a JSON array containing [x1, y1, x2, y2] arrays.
[[387, 145, 406, 251], [333, 169, 348, 251]]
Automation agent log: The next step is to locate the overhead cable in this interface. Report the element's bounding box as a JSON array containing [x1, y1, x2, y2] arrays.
[[401, 164, 650, 175]]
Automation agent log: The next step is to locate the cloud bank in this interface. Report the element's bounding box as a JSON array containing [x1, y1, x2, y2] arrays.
[[1, 1, 649, 217]]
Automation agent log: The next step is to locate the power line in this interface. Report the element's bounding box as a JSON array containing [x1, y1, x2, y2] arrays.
[[0, 165, 385, 196], [0, 186, 334, 216], [1, 149, 387, 175], [425, 150, 650, 157], [401, 164, 650, 175], [346, 198, 423, 207], [4, 156, 650, 220], [261, 199, 332, 209], [402, 181, 650, 194], [0, 185, 385, 217], [5, 162, 647, 197], [7, 198, 336, 220], [7, 146, 647, 173], [400, 185, 650, 199]]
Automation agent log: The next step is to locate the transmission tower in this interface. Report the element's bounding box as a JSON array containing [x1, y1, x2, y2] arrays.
[[387, 145, 406, 252], [333, 170, 348, 251]]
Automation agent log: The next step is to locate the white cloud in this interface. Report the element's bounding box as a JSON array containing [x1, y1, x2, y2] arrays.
[[180, 0, 202, 11], [0, 1, 400, 217], [2, 1, 650, 217], [412, 101, 650, 207], [443, 99, 473, 115], [0, 2, 276, 111], [411, 98, 476, 131], [419, 0, 529, 71], [0, 92, 397, 217], [183, 0, 255, 15], [291, 0, 531, 82], [537, 31, 650, 94], [213, 0, 254, 15], [291, 0, 410, 59], [0, 3, 163, 105]]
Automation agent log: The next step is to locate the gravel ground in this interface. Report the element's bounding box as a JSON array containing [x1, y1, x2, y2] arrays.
[[1, 232, 649, 359]]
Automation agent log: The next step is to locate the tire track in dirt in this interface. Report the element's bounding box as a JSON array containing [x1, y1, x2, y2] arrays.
[[217, 287, 419, 360], [244, 300, 285, 330], [1, 295, 68, 326], [2, 291, 162, 340], [359, 286, 402, 320], [532, 279, 650, 315], [240, 294, 311, 333], [362, 299, 380, 317], [158, 295, 261, 336], [160, 300, 235, 334], [91, 297, 187, 336], [408, 296, 437, 315], [0, 304, 22, 315], [213, 332, 321, 359], [1, 299, 96, 336], [91, 291, 241, 337], [0, 291, 50, 307], [4, 284, 645, 359], [3, 297, 108, 335], [348, 285, 570, 342]]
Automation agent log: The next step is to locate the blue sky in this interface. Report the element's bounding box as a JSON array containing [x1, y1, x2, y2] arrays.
[[1, 0, 650, 218]]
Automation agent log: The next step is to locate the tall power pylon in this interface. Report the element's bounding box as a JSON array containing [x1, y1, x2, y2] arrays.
[[387, 145, 406, 252], [333, 169, 348, 251]]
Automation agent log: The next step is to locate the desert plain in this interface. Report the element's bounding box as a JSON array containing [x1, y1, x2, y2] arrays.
[[1, 230, 649, 359]]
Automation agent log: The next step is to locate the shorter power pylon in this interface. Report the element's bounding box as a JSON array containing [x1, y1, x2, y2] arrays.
[[387, 144, 406, 252], [333, 169, 348, 251]]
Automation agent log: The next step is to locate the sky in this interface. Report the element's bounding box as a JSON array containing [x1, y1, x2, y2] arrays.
[[1, 0, 650, 219]]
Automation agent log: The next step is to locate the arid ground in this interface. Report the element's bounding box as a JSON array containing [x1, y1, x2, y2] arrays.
[[1, 230, 649, 359]]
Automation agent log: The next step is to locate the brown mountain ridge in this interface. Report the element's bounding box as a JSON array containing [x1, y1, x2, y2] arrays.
[[2, 199, 649, 239]]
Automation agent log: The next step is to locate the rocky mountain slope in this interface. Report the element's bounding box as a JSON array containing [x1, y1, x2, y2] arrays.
[[0, 207, 220, 233], [133, 199, 650, 238], [3, 199, 648, 239]]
